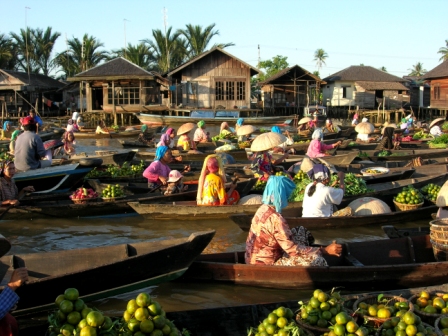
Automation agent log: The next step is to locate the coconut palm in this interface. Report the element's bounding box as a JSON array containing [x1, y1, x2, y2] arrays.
[[33, 27, 61, 76], [438, 40, 448, 62], [142, 27, 187, 73], [55, 34, 109, 78], [177, 23, 234, 58], [313, 48, 328, 72], [0, 33, 15, 69], [10, 28, 40, 73], [110, 43, 153, 70], [379, 66, 387, 72], [408, 62, 427, 77]]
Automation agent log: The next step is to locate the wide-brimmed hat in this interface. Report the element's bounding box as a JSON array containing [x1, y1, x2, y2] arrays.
[[237, 125, 257, 136], [430, 118, 445, 129], [0, 234, 11, 258], [167, 170, 183, 182], [250, 132, 287, 152], [355, 122, 374, 135], [298, 117, 312, 125], [177, 122, 196, 135]]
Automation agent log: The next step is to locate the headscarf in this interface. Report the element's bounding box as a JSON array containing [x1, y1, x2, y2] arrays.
[[3, 121, 11, 131], [0, 160, 13, 177], [154, 146, 169, 161], [382, 127, 395, 150], [158, 128, 174, 147], [326, 119, 332, 124], [63, 131, 75, 152], [68, 119, 74, 126], [271, 126, 282, 134], [401, 118, 407, 123], [312, 128, 323, 140], [11, 130, 20, 141], [141, 124, 148, 133], [197, 154, 226, 204], [307, 164, 330, 181], [262, 176, 296, 213], [220, 122, 229, 132], [362, 117, 368, 123], [197, 120, 205, 128], [236, 118, 244, 126], [166, 127, 175, 136]]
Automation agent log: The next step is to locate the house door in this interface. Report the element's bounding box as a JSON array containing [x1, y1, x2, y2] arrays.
[[91, 88, 103, 111], [375, 90, 384, 108]]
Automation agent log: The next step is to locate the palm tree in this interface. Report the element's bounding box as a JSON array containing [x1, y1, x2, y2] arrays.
[[55, 34, 109, 78], [438, 40, 448, 62], [33, 27, 61, 76], [110, 43, 153, 70], [313, 48, 328, 72], [177, 23, 234, 58], [379, 66, 387, 72], [142, 27, 187, 73], [10, 28, 40, 73], [408, 62, 427, 77], [0, 33, 14, 69]]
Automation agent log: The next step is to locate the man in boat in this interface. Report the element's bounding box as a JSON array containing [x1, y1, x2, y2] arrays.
[[29, 110, 43, 134], [14, 116, 51, 171], [245, 175, 342, 266], [0, 235, 29, 336]]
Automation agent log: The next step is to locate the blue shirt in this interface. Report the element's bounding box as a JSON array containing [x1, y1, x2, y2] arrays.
[[31, 115, 43, 127], [0, 286, 19, 319]]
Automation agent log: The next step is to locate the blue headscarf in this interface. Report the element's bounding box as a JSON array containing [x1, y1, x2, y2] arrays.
[[312, 128, 324, 141], [154, 146, 169, 161], [271, 126, 282, 134], [262, 176, 296, 213], [236, 118, 244, 126], [3, 121, 11, 131]]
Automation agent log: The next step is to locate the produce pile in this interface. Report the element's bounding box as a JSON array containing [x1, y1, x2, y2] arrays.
[[378, 310, 436, 336], [420, 183, 441, 203], [394, 186, 424, 205], [289, 172, 372, 202], [86, 161, 145, 179], [211, 133, 237, 141], [251, 171, 291, 192], [428, 134, 448, 148], [247, 305, 302, 336], [362, 169, 384, 175], [238, 141, 251, 149], [48, 288, 117, 336], [356, 294, 411, 319], [442, 123, 448, 131], [413, 131, 433, 140], [401, 136, 413, 142], [292, 134, 311, 143], [102, 184, 125, 199], [70, 188, 98, 201], [413, 291, 448, 314]]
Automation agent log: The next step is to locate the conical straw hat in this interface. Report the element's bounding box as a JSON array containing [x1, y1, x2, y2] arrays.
[[177, 122, 196, 135], [237, 125, 257, 136], [250, 132, 287, 152], [355, 122, 374, 134], [298, 117, 312, 125], [430, 118, 445, 129]]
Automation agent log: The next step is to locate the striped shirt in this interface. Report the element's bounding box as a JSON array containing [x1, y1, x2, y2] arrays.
[[0, 178, 18, 201]]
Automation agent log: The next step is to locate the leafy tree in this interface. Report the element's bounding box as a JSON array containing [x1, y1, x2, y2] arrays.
[[313, 70, 320, 77], [258, 55, 289, 81], [438, 40, 448, 62], [313, 48, 328, 72], [33, 27, 61, 76], [177, 23, 234, 58], [408, 62, 427, 77], [110, 43, 153, 70], [0, 33, 15, 69], [379, 66, 387, 72], [10, 28, 40, 73]]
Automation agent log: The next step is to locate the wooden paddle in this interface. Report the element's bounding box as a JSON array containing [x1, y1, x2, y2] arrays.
[[0, 192, 27, 221]]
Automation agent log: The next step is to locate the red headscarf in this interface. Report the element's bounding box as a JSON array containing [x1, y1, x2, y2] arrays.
[[207, 157, 219, 173]]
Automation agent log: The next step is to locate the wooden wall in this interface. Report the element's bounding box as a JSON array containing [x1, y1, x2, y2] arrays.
[[429, 78, 448, 109]]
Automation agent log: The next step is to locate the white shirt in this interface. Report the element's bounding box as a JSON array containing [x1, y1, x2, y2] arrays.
[[357, 133, 369, 141], [430, 126, 442, 137], [302, 183, 344, 217]]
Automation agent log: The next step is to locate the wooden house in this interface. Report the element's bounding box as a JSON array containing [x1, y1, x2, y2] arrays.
[[259, 65, 323, 115], [0, 69, 65, 117], [402, 76, 430, 109], [67, 57, 169, 123], [167, 47, 259, 110], [322, 66, 409, 109], [422, 60, 448, 109]]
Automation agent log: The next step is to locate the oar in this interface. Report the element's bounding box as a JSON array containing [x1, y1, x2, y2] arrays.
[[0, 192, 28, 221]]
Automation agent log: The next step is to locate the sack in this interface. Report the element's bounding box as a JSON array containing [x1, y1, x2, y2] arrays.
[[215, 144, 236, 152], [238, 194, 263, 205], [348, 197, 391, 215]]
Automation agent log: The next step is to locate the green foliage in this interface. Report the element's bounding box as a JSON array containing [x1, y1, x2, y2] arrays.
[[85, 161, 145, 179], [429, 134, 448, 144], [258, 55, 289, 81], [408, 62, 427, 77]]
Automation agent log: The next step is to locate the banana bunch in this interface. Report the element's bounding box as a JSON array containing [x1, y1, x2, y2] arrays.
[[412, 130, 433, 140]]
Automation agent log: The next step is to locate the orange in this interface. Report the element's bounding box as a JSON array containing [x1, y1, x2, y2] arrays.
[[66, 311, 81, 325], [59, 300, 74, 314], [335, 312, 350, 325], [267, 313, 278, 325], [277, 317, 288, 329], [134, 307, 149, 321], [127, 299, 138, 315], [140, 319, 155, 334], [346, 321, 359, 333], [313, 289, 323, 299], [86, 311, 104, 327], [440, 317, 448, 328], [79, 326, 97, 336], [136, 292, 151, 307], [403, 311, 416, 325], [420, 291, 430, 299], [153, 315, 166, 329], [64, 288, 79, 301], [377, 308, 391, 319], [334, 324, 346, 336], [406, 325, 417, 336], [60, 324, 75, 336], [148, 301, 162, 316], [55, 294, 66, 307], [433, 297, 446, 310]]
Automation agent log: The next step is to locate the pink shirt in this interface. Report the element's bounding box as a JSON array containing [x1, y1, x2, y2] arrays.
[[143, 161, 171, 184], [306, 139, 334, 158], [193, 128, 208, 142]]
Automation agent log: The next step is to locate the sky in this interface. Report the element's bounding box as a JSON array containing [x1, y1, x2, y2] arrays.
[[1, 0, 447, 78]]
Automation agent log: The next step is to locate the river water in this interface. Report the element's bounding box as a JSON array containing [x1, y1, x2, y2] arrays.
[[4, 133, 433, 319]]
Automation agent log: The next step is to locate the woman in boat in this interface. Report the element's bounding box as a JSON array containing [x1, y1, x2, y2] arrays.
[[1, 121, 13, 140], [95, 120, 109, 135], [352, 113, 359, 126], [306, 129, 341, 158], [377, 126, 400, 150], [142, 146, 173, 189], [323, 119, 340, 134], [0, 161, 35, 206], [235, 118, 244, 132], [197, 155, 240, 206], [250, 148, 289, 181], [430, 118, 444, 138], [271, 126, 294, 154], [245, 175, 342, 266], [9, 130, 21, 155], [308, 114, 319, 130], [138, 124, 153, 145], [193, 120, 210, 144], [157, 127, 176, 148], [219, 122, 234, 139], [66, 119, 79, 133], [62, 131, 76, 155], [302, 164, 345, 217]]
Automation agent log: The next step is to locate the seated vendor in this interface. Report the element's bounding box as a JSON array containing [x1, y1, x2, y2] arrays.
[[0, 161, 35, 206]]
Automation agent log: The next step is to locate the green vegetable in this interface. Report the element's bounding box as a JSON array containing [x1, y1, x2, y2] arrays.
[[85, 161, 145, 179], [429, 134, 448, 145]]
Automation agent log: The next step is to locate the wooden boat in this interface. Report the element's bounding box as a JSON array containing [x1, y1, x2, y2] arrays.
[[0, 178, 256, 220], [382, 225, 430, 238], [179, 235, 448, 290], [55, 150, 137, 167], [73, 129, 141, 139], [337, 149, 448, 161], [0, 231, 215, 315], [339, 140, 429, 151], [14, 163, 93, 193], [0, 128, 65, 150], [276, 151, 360, 168], [136, 109, 290, 126], [136, 148, 250, 162], [119, 139, 153, 148]]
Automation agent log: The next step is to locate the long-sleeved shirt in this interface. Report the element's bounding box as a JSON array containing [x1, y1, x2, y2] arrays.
[[142, 161, 171, 184], [306, 139, 334, 158], [0, 286, 19, 319], [14, 131, 46, 171]]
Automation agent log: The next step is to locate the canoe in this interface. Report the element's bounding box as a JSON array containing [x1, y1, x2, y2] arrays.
[[119, 139, 154, 148], [276, 151, 360, 168], [0, 178, 257, 220], [14, 163, 93, 193], [337, 149, 448, 161], [382, 225, 430, 238], [74, 129, 141, 139], [338, 140, 429, 151], [136, 148, 250, 162], [0, 230, 215, 315], [179, 234, 448, 290], [55, 150, 137, 167]]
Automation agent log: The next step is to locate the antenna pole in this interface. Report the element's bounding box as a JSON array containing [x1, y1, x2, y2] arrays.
[[124, 19, 129, 58], [25, 6, 31, 84], [163, 7, 169, 72], [257, 44, 261, 79]]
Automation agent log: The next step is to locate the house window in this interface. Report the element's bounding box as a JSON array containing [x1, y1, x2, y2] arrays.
[[398, 90, 403, 94], [237, 81, 245, 100], [226, 82, 235, 100], [216, 81, 224, 100], [274, 92, 286, 104], [434, 84, 440, 100], [108, 87, 140, 105], [342, 87, 347, 98]]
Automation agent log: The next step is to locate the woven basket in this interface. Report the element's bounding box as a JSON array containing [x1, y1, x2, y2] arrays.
[[295, 313, 330, 334], [353, 295, 413, 327], [430, 240, 448, 262], [409, 292, 448, 324], [393, 200, 424, 212], [435, 315, 448, 336], [430, 219, 448, 241], [71, 197, 98, 205], [376, 320, 435, 336], [101, 196, 126, 203]]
